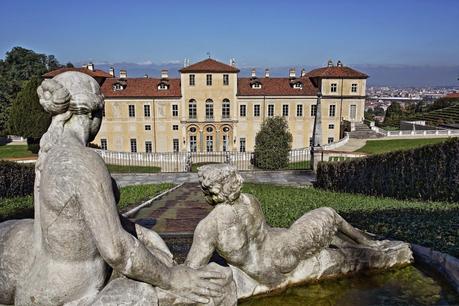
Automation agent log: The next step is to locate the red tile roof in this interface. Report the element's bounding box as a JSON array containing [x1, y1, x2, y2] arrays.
[[237, 77, 318, 96], [446, 92, 459, 98], [306, 66, 368, 79], [180, 58, 240, 73], [101, 78, 181, 98], [43, 67, 113, 79]]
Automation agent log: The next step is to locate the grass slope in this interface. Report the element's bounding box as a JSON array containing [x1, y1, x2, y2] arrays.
[[356, 138, 451, 154], [0, 145, 36, 159], [242, 183, 459, 257]]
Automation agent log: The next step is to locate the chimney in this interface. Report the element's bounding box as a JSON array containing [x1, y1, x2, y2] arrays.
[[337, 60, 343, 67], [144, 74, 149, 78], [161, 69, 168, 79], [251, 68, 256, 78], [87, 63, 94, 71], [289, 68, 296, 78], [301, 68, 306, 77], [265, 68, 270, 78], [119, 69, 127, 79], [230, 58, 236, 67], [109, 67, 115, 77], [327, 60, 333, 67]]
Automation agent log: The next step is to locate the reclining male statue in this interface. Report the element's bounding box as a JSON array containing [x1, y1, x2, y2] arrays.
[[0, 72, 236, 306], [186, 164, 413, 299]]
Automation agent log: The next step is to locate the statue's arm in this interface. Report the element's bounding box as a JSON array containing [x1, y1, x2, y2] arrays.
[[185, 217, 217, 269], [77, 161, 174, 289]]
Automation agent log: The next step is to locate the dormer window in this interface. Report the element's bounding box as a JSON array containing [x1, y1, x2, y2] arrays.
[[158, 83, 169, 90], [112, 82, 126, 91], [252, 83, 261, 89], [293, 82, 303, 89]]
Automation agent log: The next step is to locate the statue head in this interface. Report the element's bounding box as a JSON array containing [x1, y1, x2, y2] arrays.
[[198, 164, 244, 205], [37, 71, 104, 142]]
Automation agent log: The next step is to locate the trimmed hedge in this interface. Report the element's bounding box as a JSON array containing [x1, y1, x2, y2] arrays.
[[0, 161, 35, 198], [315, 138, 459, 202]]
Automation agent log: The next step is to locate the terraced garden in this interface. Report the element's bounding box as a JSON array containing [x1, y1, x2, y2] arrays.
[[411, 103, 459, 126]]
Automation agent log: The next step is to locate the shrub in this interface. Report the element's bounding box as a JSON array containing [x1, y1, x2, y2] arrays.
[[0, 161, 35, 198], [254, 116, 292, 170], [315, 138, 459, 202]]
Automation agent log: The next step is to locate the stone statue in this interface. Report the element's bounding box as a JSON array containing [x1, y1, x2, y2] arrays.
[[186, 164, 413, 299], [0, 72, 236, 306]]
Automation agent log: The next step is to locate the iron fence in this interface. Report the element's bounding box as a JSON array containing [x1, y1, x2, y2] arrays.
[[93, 148, 311, 173]]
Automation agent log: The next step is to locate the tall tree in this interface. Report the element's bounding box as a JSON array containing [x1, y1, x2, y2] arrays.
[[0, 46, 61, 135], [7, 77, 51, 152], [383, 102, 403, 127], [254, 116, 292, 170]]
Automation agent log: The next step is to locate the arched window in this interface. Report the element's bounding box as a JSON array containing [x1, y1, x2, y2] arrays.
[[205, 99, 214, 120], [189, 99, 197, 119], [222, 99, 230, 119]]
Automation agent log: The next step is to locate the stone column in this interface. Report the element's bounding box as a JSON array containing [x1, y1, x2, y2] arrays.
[[199, 130, 204, 152], [311, 92, 322, 172]]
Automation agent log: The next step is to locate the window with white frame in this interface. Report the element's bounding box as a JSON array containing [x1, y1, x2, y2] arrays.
[[331, 83, 337, 93], [158, 83, 168, 90], [145, 141, 152, 153], [268, 104, 274, 117], [254, 104, 260, 117], [282, 104, 289, 117], [189, 135, 197, 152], [328, 137, 334, 144], [205, 99, 214, 119], [311, 105, 317, 116], [129, 105, 135, 117], [296, 104, 303, 117], [172, 104, 178, 117], [239, 138, 246, 152], [189, 74, 195, 86], [222, 135, 228, 152], [251, 82, 261, 89], [240, 104, 246, 117], [173, 139, 179, 152], [100, 139, 107, 150], [206, 74, 212, 86], [145, 125, 151, 131], [222, 99, 230, 119], [206, 135, 213, 152], [329, 105, 336, 117], [223, 74, 229, 85], [351, 83, 358, 93], [144, 105, 150, 117], [329, 124, 335, 129], [130, 139, 137, 153], [172, 125, 178, 130], [189, 99, 197, 119]]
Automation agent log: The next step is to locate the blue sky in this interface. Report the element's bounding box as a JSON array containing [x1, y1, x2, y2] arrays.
[[1, 0, 458, 67]]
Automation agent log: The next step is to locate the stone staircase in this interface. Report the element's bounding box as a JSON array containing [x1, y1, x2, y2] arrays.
[[348, 123, 385, 139]]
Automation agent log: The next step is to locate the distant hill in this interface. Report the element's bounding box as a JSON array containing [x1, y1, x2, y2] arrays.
[[76, 61, 459, 87]]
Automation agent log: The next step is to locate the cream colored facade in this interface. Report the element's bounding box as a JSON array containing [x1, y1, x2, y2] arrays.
[[93, 59, 367, 153]]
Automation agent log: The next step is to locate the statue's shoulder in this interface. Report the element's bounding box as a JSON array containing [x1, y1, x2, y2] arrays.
[[48, 145, 107, 176]]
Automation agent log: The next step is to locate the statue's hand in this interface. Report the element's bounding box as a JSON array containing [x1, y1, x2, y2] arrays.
[[167, 264, 225, 304]]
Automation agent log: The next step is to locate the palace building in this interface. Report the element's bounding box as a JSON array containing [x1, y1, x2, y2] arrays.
[[44, 58, 368, 153]]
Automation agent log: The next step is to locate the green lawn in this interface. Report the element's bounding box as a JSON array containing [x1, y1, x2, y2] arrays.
[[356, 138, 451, 154], [0, 145, 36, 159], [107, 164, 161, 173], [242, 183, 459, 257], [0, 183, 174, 222], [286, 160, 310, 170]]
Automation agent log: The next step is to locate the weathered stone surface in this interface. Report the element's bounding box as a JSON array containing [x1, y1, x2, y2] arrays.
[[187, 164, 413, 299], [0, 72, 235, 306]]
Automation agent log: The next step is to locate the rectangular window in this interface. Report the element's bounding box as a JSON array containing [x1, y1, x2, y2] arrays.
[[144, 105, 150, 117], [309, 137, 313, 147], [222, 101, 230, 119], [189, 135, 197, 152], [129, 105, 135, 117], [328, 137, 334, 144], [223, 74, 229, 85], [189, 102, 197, 119], [222, 135, 228, 152], [351, 83, 357, 93], [268, 104, 274, 117], [329, 124, 335, 129], [239, 138, 246, 152], [206, 74, 212, 86], [331, 83, 337, 93], [145, 141, 152, 153], [172, 104, 178, 117], [189, 74, 195, 86], [172, 125, 179, 130], [102, 106, 105, 117], [311, 105, 317, 116], [100, 139, 107, 150], [206, 135, 213, 152], [296, 104, 303, 117], [145, 125, 151, 131], [254, 104, 260, 117], [130, 139, 137, 153], [282, 104, 289, 117], [329, 105, 336, 117], [173, 139, 179, 152], [206, 102, 214, 119], [240, 105, 246, 117]]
